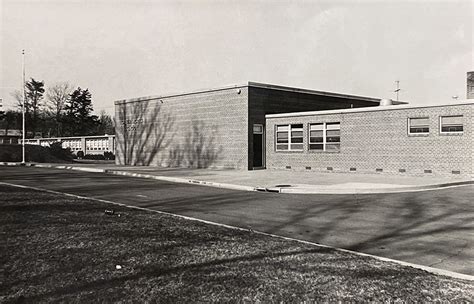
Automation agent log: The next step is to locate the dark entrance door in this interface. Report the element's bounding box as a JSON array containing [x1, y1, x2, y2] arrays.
[[252, 124, 264, 168]]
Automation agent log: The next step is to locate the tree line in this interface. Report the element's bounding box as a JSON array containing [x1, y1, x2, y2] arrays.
[[0, 78, 114, 138]]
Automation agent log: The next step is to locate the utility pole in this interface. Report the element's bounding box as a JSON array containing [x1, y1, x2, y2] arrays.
[[21, 49, 26, 164], [394, 80, 401, 101]]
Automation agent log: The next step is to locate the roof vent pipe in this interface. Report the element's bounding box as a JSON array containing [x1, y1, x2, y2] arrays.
[[379, 98, 394, 106]]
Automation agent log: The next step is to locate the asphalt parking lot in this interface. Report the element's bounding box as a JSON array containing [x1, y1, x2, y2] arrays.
[[1, 166, 472, 275]]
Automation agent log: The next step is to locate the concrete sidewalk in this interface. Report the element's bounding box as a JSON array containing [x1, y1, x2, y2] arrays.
[[6, 162, 472, 194]]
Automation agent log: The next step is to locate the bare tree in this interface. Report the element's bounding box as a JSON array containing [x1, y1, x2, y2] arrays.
[[11, 78, 45, 137], [45, 82, 73, 136], [11, 89, 34, 137], [96, 110, 115, 135], [11, 90, 28, 112]]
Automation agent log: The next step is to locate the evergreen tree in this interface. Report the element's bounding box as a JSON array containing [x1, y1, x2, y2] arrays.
[[25, 78, 45, 137], [64, 87, 98, 136], [11, 78, 45, 137]]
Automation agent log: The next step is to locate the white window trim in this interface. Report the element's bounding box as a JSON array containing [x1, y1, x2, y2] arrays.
[[439, 115, 464, 134], [408, 117, 430, 135], [275, 125, 288, 151], [308, 123, 324, 151], [308, 122, 340, 152], [275, 124, 303, 151], [290, 124, 303, 151]]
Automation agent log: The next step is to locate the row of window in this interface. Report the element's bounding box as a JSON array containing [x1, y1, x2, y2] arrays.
[[59, 139, 112, 150], [22, 137, 115, 151], [409, 115, 464, 134], [85, 144, 110, 149], [86, 147, 111, 151], [275, 115, 465, 152], [0, 138, 19, 144], [60, 147, 111, 151], [276, 122, 341, 152], [62, 140, 81, 149]]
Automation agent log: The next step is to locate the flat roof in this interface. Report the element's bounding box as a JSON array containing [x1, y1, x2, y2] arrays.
[[23, 135, 114, 141], [266, 100, 474, 119], [247, 82, 388, 103], [115, 81, 397, 105], [114, 83, 248, 105]]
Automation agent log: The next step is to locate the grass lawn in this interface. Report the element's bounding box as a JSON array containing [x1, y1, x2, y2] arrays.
[[1, 185, 472, 302]]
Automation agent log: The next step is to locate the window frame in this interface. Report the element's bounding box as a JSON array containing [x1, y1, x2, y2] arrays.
[[253, 124, 264, 134], [275, 124, 304, 152], [408, 117, 430, 135], [308, 122, 341, 153], [290, 124, 304, 151], [308, 123, 324, 151], [439, 115, 464, 135]]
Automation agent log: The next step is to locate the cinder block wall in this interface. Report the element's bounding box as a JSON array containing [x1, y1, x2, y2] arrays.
[[266, 103, 473, 178], [247, 86, 379, 168], [115, 87, 249, 169]]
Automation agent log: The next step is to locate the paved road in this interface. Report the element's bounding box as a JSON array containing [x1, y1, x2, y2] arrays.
[[1, 166, 473, 275]]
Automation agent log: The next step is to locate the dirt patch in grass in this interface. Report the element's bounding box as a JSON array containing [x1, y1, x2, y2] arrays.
[[0, 185, 472, 302]]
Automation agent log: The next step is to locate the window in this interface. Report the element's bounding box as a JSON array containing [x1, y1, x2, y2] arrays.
[[325, 123, 341, 152], [253, 124, 263, 134], [440, 115, 463, 133], [290, 124, 303, 150], [276, 125, 289, 151], [309, 123, 323, 150], [409, 117, 430, 134], [309, 122, 340, 152], [275, 124, 303, 151]]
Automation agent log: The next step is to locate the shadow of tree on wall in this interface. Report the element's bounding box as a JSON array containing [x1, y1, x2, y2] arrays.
[[116, 100, 174, 166], [167, 120, 222, 168]]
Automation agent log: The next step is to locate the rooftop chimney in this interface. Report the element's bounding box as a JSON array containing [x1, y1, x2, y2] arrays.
[[379, 98, 394, 106], [467, 71, 474, 99]]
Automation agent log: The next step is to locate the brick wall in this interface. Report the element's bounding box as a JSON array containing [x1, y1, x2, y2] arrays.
[[266, 103, 474, 178], [114, 83, 381, 170], [248, 86, 379, 168], [115, 87, 249, 169]]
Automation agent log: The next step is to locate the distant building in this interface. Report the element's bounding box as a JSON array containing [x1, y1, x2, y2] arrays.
[[0, 129, 21, 144], [23, 135, 115, 155], [467, 71, 474, 99]]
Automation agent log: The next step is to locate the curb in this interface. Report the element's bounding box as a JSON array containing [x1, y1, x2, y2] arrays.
[[28, 163, 256, 192], [105, 170, 256, 192], [1, 180, 473, 282], [273, 180, 474, 194], [1, 162, 472, 194]]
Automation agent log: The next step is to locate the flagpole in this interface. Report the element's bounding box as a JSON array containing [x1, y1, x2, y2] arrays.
[[21, 49, 26, 164]]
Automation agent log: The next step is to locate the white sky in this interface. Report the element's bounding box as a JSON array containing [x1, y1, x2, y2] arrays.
[[1, 0, 473, 114]]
